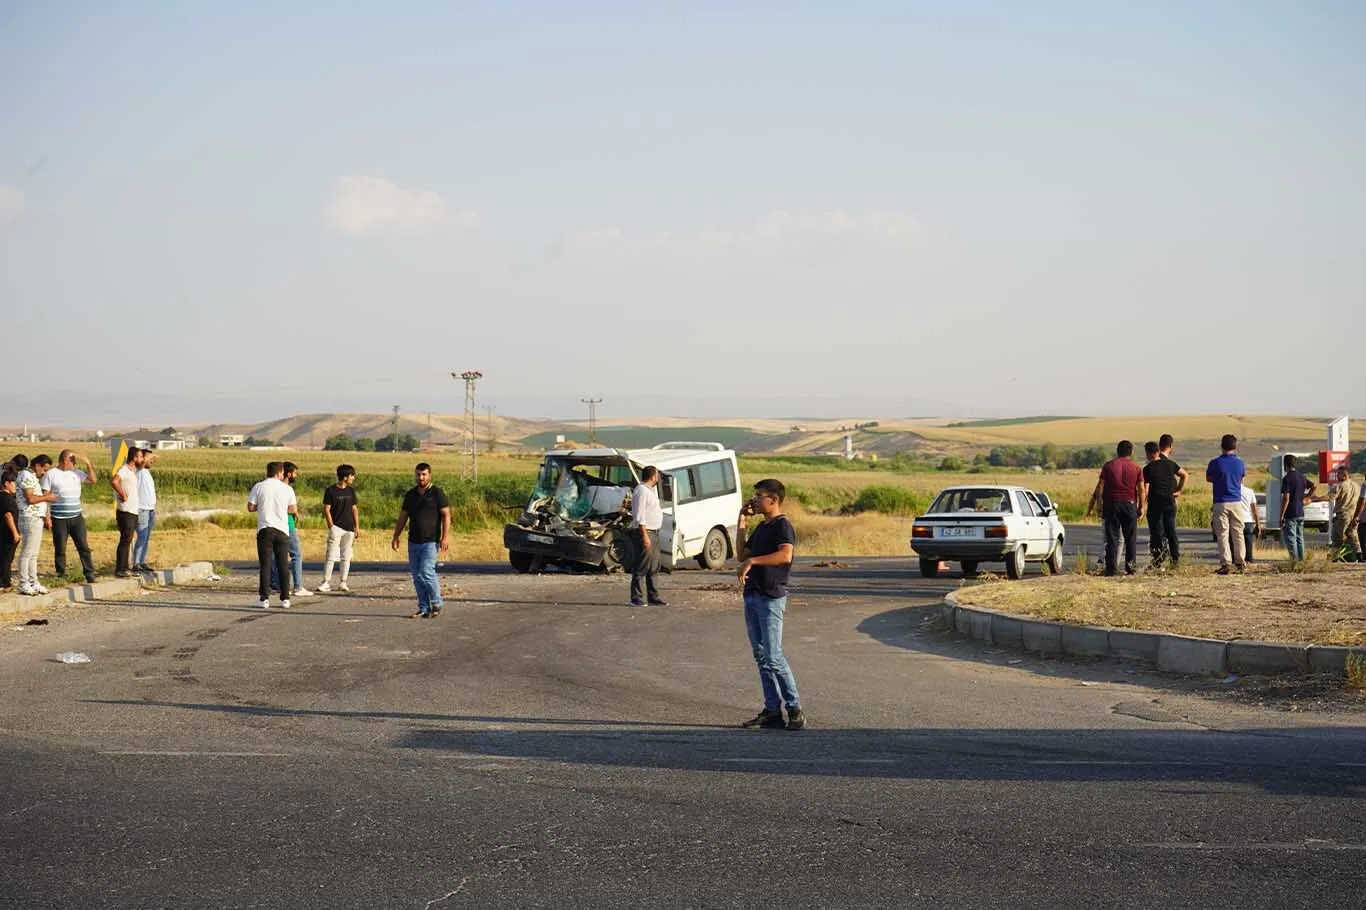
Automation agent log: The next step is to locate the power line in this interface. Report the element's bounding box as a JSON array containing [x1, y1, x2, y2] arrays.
[[454, 371, 483, 481], [580, 397, 602, 444]]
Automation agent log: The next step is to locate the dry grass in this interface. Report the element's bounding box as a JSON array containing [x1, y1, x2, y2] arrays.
[[782, 502, 912, 557], [913, 415, 1365, 447], [955, 562, 1366, 646]]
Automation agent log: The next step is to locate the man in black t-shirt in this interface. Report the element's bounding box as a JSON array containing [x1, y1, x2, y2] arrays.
[[319, 464, 360, 593], [1142, 437, 1188, 567], [1279, 454, 1313, 562], [736, 478, 804, 731], [391, 463, 451, 619], [0, 469, 20, 591]]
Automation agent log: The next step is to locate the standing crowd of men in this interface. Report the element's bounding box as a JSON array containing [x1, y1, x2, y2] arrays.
[[1087, 433, 1366, 575], [1, 447, 161, 595]]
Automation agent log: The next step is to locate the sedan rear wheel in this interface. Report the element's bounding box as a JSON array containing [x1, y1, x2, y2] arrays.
[[1004, 546, 1025, 580], [960, 561, 978, 578], [919, 557, 940, 578], [1045, 540, 1064, 575]]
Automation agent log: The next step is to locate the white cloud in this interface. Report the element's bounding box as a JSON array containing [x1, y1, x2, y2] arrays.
[[329, 176, 476, 237], [0, 184, 24, 224], [561, 210, 919, 264]]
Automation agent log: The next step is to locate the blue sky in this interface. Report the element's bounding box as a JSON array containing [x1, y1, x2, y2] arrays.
[[2, 1, 1363, 426]]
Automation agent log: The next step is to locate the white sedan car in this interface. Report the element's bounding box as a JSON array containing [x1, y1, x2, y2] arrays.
[[910, 485, 1066, 579]]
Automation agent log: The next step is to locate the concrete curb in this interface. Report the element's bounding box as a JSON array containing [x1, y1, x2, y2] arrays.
[[941, 589, 1364, 678], [0, 562, 217, 617]]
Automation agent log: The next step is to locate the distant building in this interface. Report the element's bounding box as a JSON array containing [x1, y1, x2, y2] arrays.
[[219, 434, 245, 447], [130, 434, 197, 451]]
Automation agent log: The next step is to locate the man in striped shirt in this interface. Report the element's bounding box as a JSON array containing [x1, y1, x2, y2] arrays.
[[42, 449, 99, 583]]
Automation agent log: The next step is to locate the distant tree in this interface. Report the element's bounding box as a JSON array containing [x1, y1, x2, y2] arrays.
[[324, 433, 356, 451], [1040, 442, 1062, 469], [1352, 448, 1366, 474], [374, 434, 396, 452], [197, 436, 213, 448], [243, 436, 277, 447], [1068, 446, 1107, 469], [355, 437, 375, 452], [938, 455, 965, 471]]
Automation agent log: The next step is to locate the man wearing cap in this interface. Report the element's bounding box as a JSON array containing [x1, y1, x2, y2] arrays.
[[1330, 466, 1360, 560]]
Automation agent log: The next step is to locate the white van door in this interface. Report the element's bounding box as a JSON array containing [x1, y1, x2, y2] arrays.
[[658, 472, 678, 568]]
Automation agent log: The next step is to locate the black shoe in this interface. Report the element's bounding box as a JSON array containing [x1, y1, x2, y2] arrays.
[[630, 598, 645, 606], [1234, 563, 1247, 574], [786, 708, 806, 731], [115, 572, 131, 579], [1215, 566, 1230, 575], [1124, 564, 1136, 576], [430, 606, 442, 617], [647, 598, 668, 606], [85, 575, 98, 584], [741, 709, 785, 729]]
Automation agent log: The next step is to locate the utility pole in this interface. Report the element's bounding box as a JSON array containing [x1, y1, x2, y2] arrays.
[[580, 397, 602, 444], [391, 405, 400, 445], [453, 371, 483, 481]]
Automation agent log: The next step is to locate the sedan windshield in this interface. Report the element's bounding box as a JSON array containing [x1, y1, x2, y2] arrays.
[[928, 488, 1013, 514]]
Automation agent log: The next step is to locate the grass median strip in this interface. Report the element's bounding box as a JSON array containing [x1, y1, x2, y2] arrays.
[[953, 562, 1366, 647]]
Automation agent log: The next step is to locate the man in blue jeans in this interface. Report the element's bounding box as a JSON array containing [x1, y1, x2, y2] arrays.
[[392, 462, 450, 619], [736, 478, 804, 731], [1279, 454, 1312, 562]]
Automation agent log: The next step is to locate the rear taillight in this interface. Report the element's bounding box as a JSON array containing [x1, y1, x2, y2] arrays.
[[911, 525, 933, 539], [984, 525, 1008, 538]]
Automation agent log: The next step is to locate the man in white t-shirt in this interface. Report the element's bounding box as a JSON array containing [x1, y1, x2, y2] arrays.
[[1239, 482, 1261, 565], [134, 450, 158, 571], [247, 461, 298, 608], [111, 447, 147, 577]]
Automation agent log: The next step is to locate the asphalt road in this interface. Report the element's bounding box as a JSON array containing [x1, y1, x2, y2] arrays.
[[1, 524, 1362, 909]]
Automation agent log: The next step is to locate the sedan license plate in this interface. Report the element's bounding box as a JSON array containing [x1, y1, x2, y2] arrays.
[[939, 527, 980, 538], [526, 533, 555, 545]]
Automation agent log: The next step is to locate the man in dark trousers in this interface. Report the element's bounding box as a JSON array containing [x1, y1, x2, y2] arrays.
[[736, 478, 804, 731], [1086, 440, 1145, 576], [628, 466, 666, 606], [1142, 436, 1187, 568]]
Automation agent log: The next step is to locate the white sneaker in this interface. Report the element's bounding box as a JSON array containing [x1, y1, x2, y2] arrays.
[[18, 584, 36, 596], [33, 583, 49, 595], [258, 598, 271, 609], [338, 582, 350, 592], [294, 587, 313, 597], [280, 599, 291, 609], [317, 582, 331, 593]]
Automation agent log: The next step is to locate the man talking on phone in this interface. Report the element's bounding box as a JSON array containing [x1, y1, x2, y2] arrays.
[[736, 478, 804, 730]]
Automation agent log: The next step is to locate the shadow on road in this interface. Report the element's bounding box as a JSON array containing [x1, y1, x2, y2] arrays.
[[77, 698, 1366, 796]]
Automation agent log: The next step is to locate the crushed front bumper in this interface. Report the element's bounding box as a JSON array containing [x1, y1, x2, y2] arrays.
[[504, 524, 607, 567]]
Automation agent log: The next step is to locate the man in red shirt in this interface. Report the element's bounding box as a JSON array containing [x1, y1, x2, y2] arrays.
[[1086, 440, 1146, 576]]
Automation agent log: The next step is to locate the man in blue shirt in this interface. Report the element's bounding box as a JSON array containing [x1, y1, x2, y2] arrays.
[[1206, 434, 1247, 574]]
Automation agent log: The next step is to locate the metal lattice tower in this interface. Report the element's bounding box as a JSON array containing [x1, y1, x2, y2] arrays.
[[454, 371, 483, 481], [580, 397, 602, 444]]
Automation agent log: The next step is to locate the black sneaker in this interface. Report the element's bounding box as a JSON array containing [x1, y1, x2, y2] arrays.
[[741, 709, 785, 729], [647, 598, 668, 606], [786, 708, 806, 731], [1215, 566, 1230, 575]]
